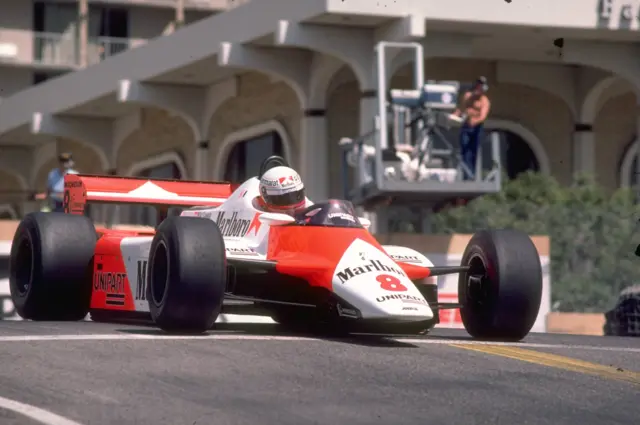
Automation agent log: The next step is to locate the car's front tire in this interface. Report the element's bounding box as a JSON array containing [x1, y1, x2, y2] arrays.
[[146, 216, 227, 333], [458, 229, 543, 341]]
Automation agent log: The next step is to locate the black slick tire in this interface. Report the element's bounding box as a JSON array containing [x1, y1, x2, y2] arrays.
[[9, 212, 96, 321], [458, 229, 543, 341], [147, 216, 227, 333]]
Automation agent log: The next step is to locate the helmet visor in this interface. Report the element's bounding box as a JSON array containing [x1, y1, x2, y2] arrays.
[[263, 188, 305, 209]]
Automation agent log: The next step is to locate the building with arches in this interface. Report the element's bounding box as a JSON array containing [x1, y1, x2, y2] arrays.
[[0, 0, 639, 230]]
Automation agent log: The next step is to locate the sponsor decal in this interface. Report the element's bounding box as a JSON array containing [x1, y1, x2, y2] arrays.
[[328, 212, 356, 222], [135, 260, 147, 301], [402, 306, 418, 311], [278, 175, 301, 187], [336, 304, 359, 318], [214, 211, 252, 238], [261, 178, 279, 188], [391, 254, 422, 264], [64, 180, 82, 188], [376, 274, 407, 292], [246, 213, 262, 236], [376, 293, 428, 305], [194, 211, 214, 219], [94, 264, 127, 306], [336, 259, 405, 283], [226, 247, 258, 256]]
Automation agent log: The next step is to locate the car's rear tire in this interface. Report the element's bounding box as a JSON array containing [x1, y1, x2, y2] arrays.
[[9, 212, 96, 321], [147, 216, 226, 333], [458, 229, 543, 341]]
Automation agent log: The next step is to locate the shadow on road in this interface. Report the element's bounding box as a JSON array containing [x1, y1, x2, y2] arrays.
[[115, 322, 422, 348]]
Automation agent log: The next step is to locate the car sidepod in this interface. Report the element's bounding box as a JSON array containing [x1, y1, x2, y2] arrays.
[[331, 238, 434, 322]]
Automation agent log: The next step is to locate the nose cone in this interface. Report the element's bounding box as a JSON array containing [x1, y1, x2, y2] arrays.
[[332, 239, 434, 321]]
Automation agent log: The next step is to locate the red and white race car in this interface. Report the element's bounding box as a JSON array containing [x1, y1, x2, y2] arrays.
[[8, 156, 543, 341]]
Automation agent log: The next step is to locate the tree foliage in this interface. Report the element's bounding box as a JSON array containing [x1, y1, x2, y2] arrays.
[[430, 172, 640, 312]]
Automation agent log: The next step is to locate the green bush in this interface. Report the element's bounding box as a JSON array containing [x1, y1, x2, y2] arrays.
[[430, 171, 640, 313]]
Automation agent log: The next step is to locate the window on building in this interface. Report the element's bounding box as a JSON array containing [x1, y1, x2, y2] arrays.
[[33, 1, 78, 66], [126, 160, 183, 227], [33, 71, 65, 85], [224, 131, 284, 182], [483, 130, 540, 180], [87, 6, 129, 63], [438, 126, 540, 180]]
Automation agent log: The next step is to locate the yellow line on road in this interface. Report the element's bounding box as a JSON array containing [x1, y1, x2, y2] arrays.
[[450, 344, 640, 386]]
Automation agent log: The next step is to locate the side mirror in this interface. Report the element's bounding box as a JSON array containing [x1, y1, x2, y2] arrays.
[[259, 212, 295, 226], [358, 217, 371, 229]]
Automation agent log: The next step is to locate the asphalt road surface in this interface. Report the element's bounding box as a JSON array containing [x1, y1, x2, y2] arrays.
[[0, 320, 638, 425]]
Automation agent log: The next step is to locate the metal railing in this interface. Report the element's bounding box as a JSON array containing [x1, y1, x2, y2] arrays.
[[120, 0, 228, 9], [87, 36, 134, 65], [32, 33, 137, 67], [33, 32, 78, 67]]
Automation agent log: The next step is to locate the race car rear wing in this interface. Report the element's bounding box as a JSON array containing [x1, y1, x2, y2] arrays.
[[63, 173, 237, 215]]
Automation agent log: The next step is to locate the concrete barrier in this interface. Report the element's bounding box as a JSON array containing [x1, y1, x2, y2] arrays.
[[546, 312, 605, 336]]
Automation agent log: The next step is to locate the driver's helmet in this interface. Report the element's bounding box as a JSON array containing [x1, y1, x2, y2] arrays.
[[258, 166, 306, 215]]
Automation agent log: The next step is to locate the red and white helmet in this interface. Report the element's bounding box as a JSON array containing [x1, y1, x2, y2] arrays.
[[259, 166, 306, 213]]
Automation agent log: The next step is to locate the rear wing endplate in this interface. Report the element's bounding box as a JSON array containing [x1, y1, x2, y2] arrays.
[[63, 173, 236, 215]]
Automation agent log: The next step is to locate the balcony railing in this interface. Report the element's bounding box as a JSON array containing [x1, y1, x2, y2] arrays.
[[33, 32, 78, 67], [100, 0, 229, 10], [32, 32, 137, 67], [87, 36, 135, 65]]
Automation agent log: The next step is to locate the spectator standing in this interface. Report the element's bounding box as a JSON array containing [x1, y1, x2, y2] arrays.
[[46, 152, 79, 212], [453, 76, 492, 180]]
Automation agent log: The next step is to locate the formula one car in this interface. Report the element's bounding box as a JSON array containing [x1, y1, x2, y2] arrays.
[[8, 156, 543, 341]]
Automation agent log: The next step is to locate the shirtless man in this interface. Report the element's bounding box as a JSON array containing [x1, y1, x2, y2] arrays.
[[453, 76, 491, 180]]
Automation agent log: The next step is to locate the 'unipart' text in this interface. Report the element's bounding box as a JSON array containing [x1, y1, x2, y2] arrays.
[[336, 259, 405, 283], [376, 293, 428, 305]]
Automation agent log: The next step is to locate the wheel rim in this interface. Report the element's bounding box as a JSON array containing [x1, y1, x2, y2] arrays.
[[150, 240, 169, 307], [466, 254, 490, 306], [13, 235, 34, 297]]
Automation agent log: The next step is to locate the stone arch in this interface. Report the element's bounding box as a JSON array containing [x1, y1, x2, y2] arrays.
[[31, 113, 111, 173], [619, 138, 638, 188], [324, 67, 360, 198], [116, 107, 196, 178], [212, 119, 293, 181], [0, 170, 28, 220], [593, 91, 636, 190], [0, 203, 18, 219], [33, 138, 104, 192], [308, 54, 347, 109], [581, 75, 619, 123], [117, 79, 202, 143], [0, 168, 28, 193], [484, 118, 551, 175], [207, 72, 302, 178], [125, 151, 188, 179]]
